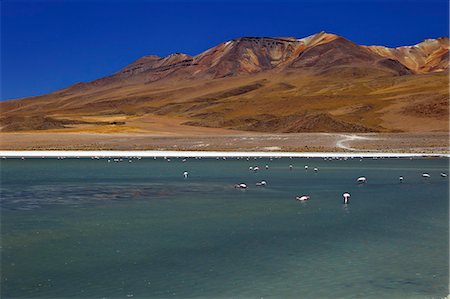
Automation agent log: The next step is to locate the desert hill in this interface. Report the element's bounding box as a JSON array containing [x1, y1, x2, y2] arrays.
[[1, 32, 448, 133]]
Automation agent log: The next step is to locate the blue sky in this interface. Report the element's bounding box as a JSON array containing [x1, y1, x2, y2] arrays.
[[1, 0, 448, 100]]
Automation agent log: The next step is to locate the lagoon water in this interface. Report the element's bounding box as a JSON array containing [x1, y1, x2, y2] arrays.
[[1, 157, 448, 298]]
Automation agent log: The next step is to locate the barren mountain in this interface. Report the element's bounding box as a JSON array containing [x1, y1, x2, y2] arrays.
[[365, 37, 449, 73], [1, 32, 448, 134]]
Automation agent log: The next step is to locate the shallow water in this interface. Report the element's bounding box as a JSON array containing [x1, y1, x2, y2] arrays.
[[1, 157, 448, 298]]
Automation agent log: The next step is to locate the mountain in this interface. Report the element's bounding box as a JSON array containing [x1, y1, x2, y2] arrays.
[[1, 32, 448, 133], [365, 37, 449, 73]]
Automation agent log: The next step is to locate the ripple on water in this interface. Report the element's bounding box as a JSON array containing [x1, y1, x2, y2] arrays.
[[1, 182, 237, 210]]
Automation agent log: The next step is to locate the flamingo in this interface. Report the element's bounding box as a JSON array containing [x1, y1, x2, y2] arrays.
[[343, 192, 351, 204], [357, 177, 367, 184], [296, 195, 310, 201], [235, 183, 247, 189]]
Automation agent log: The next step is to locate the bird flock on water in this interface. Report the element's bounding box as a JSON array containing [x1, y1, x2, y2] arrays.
[[6, 155, 448, 205]]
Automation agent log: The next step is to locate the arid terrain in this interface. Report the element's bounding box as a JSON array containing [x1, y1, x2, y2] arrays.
[[1, 32, 448, 152], [1, 132, 448, 153]]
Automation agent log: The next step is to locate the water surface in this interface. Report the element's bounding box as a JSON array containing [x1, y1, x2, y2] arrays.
[[1, 157, 448, 298]]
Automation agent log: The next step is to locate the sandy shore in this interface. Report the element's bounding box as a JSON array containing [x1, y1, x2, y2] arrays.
[[0, 132, 448, 154], [0, 150, 448, 158]]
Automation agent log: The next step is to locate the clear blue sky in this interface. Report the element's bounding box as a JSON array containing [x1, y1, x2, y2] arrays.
[[1, 0, 448, 100]]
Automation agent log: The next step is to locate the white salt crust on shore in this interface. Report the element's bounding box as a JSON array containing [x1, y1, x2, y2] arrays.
[[0, 150, 448, 158]]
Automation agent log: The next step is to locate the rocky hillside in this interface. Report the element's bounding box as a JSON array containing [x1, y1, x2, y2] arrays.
[[1, 32, 448, 133]]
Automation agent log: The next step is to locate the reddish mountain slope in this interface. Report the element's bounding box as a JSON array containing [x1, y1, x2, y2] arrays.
[[1, 32, 448, 133], [365, 37, 449, 73]]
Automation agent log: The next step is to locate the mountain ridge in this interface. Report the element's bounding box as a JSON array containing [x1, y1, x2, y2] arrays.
[[62, 32, 447, 93], [1, 32, 448, 134]]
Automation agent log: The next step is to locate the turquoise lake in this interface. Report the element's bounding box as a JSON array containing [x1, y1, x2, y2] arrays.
[[1, 157, 448, 298]]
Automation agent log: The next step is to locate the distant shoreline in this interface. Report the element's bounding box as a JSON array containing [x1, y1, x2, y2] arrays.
[[0, 150, 448, 158], [0, 132, 448, 154]]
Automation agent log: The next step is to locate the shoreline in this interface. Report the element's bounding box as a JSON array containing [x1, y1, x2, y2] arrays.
[[0, 132, 448, 154], [0, 150, 448, 158]]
